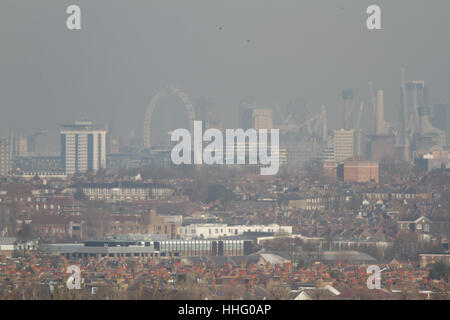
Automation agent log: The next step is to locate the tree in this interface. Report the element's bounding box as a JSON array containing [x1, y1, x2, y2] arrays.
[[8, 202, 18, 236], [346, 194, 363, 211], [397, 281, 424, 300], [267, 285, 289, 300], [384, 232, 421, 261], [0, 206, 7, 233], [186, 177, 208, 203], [207, 184, 235, 204], [428, 282, 450, 300], [429, 260, 449, 282], [74, 188, 87, 201], [221, 283, 246, 300], [17, 223, 34, 240], [83, 205, 110, 239]]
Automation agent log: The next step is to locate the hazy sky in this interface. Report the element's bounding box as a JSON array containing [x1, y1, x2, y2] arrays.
[[1, 0, 450, 139]]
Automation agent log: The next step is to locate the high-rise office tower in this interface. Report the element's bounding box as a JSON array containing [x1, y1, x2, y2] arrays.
[[106, 122, 120, 155], [398, 80, 429, 160], [60, 120, 107, 175], [239, 107, 253, 130], [401, 81, 445, 147], [405, 81, 428, 136], [319, 137, 335, 162], [333, 128, 364, 162], [432, 103, 450, 145], [11, 133, 28, 158], [418, 105, 440, 137], [240, 107, 273, 130], [342, 89, 354, 130], [0, 137, 12, 176], [252, 109, 273, 130]]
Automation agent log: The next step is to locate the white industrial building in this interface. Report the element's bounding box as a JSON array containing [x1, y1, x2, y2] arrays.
[[178, 223, 292, 240]]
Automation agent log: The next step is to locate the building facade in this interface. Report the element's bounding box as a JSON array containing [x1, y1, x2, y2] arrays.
[[42, 238, 254, 258], [60, 120, 107, 175], [333, 129, 364, 162], [0, 137, 12, 176], [240, 108, 273, 130], [432, 103, 450, 145], [419, 253, 450, 268], [341, 161, 379, 183], [178, 223, 292, 240], [68, 182, 174, 202], [252, 109, 273, 130]]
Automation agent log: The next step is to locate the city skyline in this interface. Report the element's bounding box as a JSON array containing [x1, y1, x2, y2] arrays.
[[1, 0, 450, 138], [0, 1, 449, 303]]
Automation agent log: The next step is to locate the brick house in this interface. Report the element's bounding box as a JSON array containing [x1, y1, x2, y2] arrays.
[[397, 216, 433, 240]]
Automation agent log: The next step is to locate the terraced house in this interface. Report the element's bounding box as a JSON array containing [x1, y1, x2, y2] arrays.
[[67, 182, 174, 202]]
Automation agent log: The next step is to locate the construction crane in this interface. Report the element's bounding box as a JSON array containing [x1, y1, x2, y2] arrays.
[[298, 114, 320, 135], [356, 101, 365, 129], [272, 101, 283, 123], [305, 104, 314, 118], [304, 104, 316, 135], [400, 67, 408, 129], [400, 67, 410, 160], [313, 105, 327, 136], [278, 101, 293, 126], [321, 104, 327, 141], [369, 81, 377, 115]]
